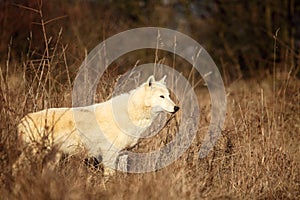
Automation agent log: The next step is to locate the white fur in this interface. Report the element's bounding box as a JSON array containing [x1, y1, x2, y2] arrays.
[[17, 75, 179, 174]]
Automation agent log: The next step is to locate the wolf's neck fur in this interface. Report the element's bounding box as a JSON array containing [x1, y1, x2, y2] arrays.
[[127, 86, 153, 128]]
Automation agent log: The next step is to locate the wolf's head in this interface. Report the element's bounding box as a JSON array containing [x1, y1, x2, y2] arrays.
[[126, 75, 179, 129], [142, 75, 179, 114]]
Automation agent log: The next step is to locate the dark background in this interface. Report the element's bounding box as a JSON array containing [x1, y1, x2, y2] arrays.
[[1, 0, 299, 84]]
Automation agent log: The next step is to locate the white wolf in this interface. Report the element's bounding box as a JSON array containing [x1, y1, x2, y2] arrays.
[[17, 75, 179, 174]]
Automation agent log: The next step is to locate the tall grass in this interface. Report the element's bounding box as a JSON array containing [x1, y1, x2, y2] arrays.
[[0, 3, 299, 200]]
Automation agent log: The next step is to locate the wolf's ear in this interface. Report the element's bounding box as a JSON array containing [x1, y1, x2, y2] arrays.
[[159, 75, 167, 84], [147, 75, 155, 87]]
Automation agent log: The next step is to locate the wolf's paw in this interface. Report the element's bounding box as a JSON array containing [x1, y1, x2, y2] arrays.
[[103, 167, 116, 177]]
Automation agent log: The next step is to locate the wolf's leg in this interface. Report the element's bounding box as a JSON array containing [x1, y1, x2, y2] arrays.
[[42, 151, 62, 174], [101, 150, 119, 176]]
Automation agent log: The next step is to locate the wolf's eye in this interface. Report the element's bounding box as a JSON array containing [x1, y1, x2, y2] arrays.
[[160, 95, 165, 99]]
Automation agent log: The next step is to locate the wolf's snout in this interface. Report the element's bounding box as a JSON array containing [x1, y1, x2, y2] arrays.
[[173, 106, 180, 113]]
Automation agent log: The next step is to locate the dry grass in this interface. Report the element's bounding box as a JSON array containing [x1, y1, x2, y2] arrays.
[[1, 65, 299, 200], [0, 3, 299, 200]]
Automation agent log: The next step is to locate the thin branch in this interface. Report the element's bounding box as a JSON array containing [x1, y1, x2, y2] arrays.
[[12, 3, 40, 13]]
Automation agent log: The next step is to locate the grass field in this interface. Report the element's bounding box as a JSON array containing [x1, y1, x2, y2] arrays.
[[1, 49, 299, 200], [0, 3, 299, 199]]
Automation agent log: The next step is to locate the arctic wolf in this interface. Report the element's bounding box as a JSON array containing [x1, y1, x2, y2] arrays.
[[17, 75, 179, 174]]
